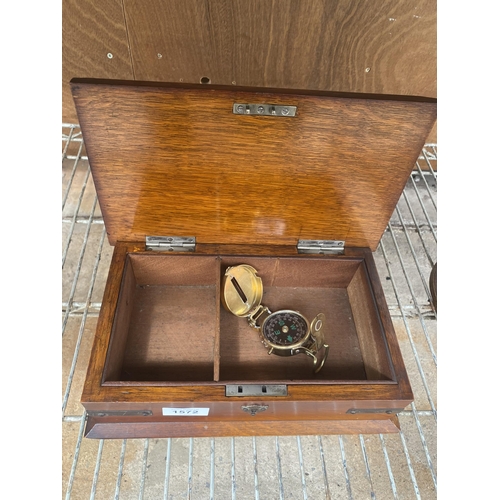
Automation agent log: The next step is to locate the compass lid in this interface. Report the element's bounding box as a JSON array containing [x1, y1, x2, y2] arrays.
[[71, 79, 436, 250], [222, 265, 263, 317]]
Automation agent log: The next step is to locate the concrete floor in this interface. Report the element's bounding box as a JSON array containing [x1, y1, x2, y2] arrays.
[[62, 126, 437, 499]]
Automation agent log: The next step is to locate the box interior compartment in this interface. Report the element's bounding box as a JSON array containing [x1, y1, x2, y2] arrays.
[[219, 256, 393, 382], [103, 254, 220, 382], [103, 253, 394, 384]]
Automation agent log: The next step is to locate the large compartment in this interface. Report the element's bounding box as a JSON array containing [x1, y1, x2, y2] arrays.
[[102, 252, 394, 385]]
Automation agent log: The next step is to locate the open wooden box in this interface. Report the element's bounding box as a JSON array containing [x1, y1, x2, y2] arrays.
[[71, 79, 436, 438]]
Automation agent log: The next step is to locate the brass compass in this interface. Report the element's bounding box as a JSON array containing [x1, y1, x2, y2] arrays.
[[221, 264, 329, 373]]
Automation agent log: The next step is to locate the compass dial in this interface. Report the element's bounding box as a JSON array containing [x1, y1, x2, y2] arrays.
[[262, 311, 309, 347]]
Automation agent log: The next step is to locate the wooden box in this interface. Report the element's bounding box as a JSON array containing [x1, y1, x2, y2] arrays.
[[71, 79, 436, 439]]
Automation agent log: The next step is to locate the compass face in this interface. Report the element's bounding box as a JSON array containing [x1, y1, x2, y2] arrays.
[[262, 311, 309, 348]]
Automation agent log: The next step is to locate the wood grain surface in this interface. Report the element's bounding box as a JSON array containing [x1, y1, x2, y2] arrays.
[[84, 399, 408, 416], [101, 253, 136, 381], [63, 0, 436, 143], [85, 415, 402, 438], [347, 262, 394, 381], [72, 79, 436, 250], [62, 0, 134, 123], [124, 0, 436, 97], [362, 244, 413, 400]]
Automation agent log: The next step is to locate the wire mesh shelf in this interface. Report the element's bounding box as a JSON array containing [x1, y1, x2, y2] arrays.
[[62, 124, 437, 499]]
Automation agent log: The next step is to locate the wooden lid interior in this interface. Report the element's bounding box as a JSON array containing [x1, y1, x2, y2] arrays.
[[72, 79, 436, 250]]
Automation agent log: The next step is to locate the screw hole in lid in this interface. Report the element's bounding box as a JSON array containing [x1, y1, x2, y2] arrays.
[[200, 76, 211, 84]]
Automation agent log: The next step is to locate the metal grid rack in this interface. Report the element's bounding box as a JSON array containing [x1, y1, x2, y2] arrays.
[[62, 124, 437, 499]]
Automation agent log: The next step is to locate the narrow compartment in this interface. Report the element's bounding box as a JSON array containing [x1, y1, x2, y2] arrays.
[[346, 262, 394, 380], [218, 256, 393, 382], [103, 254, 220, 383]]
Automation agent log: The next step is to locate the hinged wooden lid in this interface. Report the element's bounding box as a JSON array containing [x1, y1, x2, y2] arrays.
[[71, 79, 436, 251]]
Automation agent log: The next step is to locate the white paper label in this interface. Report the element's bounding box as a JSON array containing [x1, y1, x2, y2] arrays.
[[162, 407, 210, 416]]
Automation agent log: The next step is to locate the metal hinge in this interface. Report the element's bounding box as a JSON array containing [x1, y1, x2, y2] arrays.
[[146, 236, 196, 252], [297, 240, 345, 255]]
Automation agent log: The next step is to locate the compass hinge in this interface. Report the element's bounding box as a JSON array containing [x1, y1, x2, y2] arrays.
[[145, 236, 196, 252], [297, 240, 345, 255]]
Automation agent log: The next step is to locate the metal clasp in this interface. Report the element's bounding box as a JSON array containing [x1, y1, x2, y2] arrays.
[[226, 385, 287, 397], [233, 103, 297, 117]]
